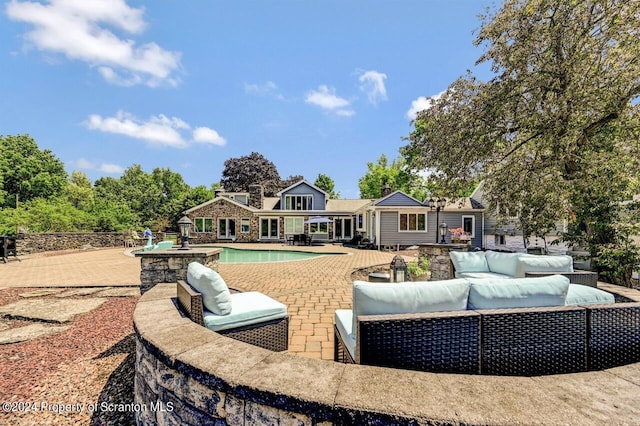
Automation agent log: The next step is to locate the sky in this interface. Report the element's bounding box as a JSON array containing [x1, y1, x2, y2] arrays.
[[0, 0, 495, 199]]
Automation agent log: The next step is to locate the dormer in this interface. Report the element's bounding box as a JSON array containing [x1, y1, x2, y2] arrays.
[[277, 180, 329, 211]]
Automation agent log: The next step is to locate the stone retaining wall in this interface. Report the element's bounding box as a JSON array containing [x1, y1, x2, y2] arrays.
[[134, 283, 640, 425], [15, 232, 124, 254]]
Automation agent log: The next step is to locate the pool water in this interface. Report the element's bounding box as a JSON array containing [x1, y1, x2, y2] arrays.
[[216, 247, 329, 263]]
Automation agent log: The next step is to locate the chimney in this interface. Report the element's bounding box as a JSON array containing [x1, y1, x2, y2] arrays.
[[214, 187, 225, 198], [381, 184, 391, 198], [249, 184, 264, 209]]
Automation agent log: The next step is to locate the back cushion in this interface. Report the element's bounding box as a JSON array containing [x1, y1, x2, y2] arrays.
[[187, 262, 232, 315], [514, 254, 574, 278], [467, 275, 570, 310], [484, 251, 522, 276], [352, 279, 471, 337], [450, 251, 490, 273], [565, 284, 615, 305]]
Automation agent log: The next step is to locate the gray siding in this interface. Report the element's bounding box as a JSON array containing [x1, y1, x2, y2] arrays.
[[280, 182, 326, 210], [376, 192, 422, 207], [438, 212, 483, 248], [379, 211, 431, 246]]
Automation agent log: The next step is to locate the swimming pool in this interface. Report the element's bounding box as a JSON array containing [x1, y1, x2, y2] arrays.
[[215, 247, 335, 263]]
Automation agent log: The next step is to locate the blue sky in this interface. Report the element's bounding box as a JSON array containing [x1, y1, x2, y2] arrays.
[[0, 0, 493, 198]]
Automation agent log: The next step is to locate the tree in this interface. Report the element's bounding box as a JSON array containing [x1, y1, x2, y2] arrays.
[[358, 154, 429, 200], [220, 152, 282, 196], [403, 0, 640, 242], [67, 170, 94, 210], [280, 175, 305, 191], [314, 173, 340, 199], [0, 134, 68, 208]]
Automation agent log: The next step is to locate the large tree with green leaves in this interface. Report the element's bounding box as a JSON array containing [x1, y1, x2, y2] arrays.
[[314, 173, 340, 199], [0, 134, 68, 208], [403, 0, 640, 243], [358, 154, 429, 200]]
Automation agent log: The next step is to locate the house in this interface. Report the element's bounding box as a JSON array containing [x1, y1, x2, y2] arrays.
[[184, 180, 485, 249], [471, 181, 570, 254]]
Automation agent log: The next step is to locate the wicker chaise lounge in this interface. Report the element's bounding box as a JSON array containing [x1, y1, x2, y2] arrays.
[[176, 263, 289, 352], [335, 278, 640, 375]]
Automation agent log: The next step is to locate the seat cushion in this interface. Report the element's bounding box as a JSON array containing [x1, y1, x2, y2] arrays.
[[565, 284, 615, 305], [467, 275, 570, 310], [352, 279, 471, 338], [484, 251, 522, 277], [450, 251, 490, 274], [514, 254, 574, 278], [203, 292, 287, 331], [334, 309, 355, 360], [456, 271, 512, 279], [187, 262, 232, 315]]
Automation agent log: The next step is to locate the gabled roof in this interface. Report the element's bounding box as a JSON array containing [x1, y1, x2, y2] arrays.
[[374, 190, 424, 207], [326, 199, 372, 212], [184, 196, 257, 214], [276, 179, 329, 197]]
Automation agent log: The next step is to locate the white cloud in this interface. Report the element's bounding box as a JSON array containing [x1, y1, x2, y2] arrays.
[[98, 163, 125, 174], [406, 91, 444, 120], [193, 127, 227, 146], [74, 157, 124, 174], [305, 85, 354, 117], [85, 111, 188, 148], [83, 110, 226, 149], [358, 70, 387, 105], [6, 0, 181, 87], [244, 81, 277, 95]]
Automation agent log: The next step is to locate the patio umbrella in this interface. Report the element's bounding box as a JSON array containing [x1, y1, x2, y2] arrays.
[[304, 216, 333, 224]]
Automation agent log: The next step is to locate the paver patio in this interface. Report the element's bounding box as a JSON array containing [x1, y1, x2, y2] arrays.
[[0, 244, 402, 359]]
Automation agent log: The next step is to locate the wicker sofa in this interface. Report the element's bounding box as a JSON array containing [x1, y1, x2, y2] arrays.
[[334, 277, 640, 375], [176, 262, 289, 352]]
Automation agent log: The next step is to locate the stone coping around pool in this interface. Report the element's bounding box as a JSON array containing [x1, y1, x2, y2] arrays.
[[134, 283, 640, 425], [133, 247, 223, 259]]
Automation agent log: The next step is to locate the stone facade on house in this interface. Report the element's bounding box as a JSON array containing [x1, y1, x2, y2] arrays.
[[187, 198, 261, 244]]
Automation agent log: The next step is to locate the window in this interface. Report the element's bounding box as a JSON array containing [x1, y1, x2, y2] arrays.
[[357, 213, 365, 230], [241, 218, 250, 233], [194, 217, 213, 233], [218, 218, 236, 239], [334, 218, 353, 239], [462, 215, 475, 238], [398, 213, 426, 232], [260, 218, 279, 239], [285, 195, 313, 210], [495, 234, 506, 245], [284, 217, 304, 234], [309, 222, 328, 234]]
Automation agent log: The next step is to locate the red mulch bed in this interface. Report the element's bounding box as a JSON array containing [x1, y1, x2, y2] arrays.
[[0, 288, 138, 425]]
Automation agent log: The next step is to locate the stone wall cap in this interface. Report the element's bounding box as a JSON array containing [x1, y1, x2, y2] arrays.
[[134, 247, 222, 258]]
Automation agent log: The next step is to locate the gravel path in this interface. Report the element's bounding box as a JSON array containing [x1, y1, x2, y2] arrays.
[[0, 288, 138, 425]]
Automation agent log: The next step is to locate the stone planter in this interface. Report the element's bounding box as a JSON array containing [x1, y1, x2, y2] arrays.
[[409, 272, 431, 282]]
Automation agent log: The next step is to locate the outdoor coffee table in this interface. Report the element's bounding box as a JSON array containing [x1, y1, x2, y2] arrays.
[[525, 270, 598, 287]]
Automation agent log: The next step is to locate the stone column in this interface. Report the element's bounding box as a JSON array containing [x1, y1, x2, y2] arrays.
[[418, 243, 471, 281], [135, 247, 221, 294]]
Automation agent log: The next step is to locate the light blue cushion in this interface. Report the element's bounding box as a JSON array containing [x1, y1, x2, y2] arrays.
[[203, 292, 287, 331], [514, 254, 574, 278], [352, 279, 471, 337], [484, 251, 522, 276], [450, 251, 490, 274], [187, 262, 232, 315], [467, 275, 570, 310], [565, 284, 615, 305], [456, 271, 512, 279], [334, 309, 355, 360]]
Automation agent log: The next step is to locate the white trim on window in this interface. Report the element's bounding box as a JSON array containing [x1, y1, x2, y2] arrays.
[[462, 215, 475, 238], [259, 217, 279, 239], [240, 218, 250, 234], [398, 212, 427, 232], [284, 217, 304, 234], [218, 218, 236, 239], [356, 213, 366, 231], [194, 217, 213, 233], [284, 194, 313, 210]]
